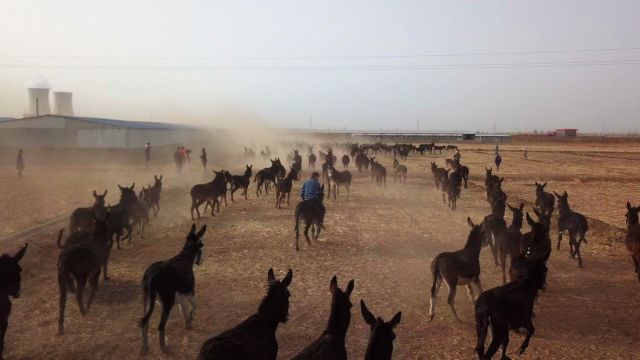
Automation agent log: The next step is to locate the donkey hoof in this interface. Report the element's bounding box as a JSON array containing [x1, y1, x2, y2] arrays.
[[428, 314, 435, 322]]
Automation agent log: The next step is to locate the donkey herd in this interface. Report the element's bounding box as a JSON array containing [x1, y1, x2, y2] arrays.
[[1, 141, 639, 360]]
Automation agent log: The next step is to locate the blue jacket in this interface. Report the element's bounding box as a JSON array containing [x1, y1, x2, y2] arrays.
[[300, 178, 321, 200]]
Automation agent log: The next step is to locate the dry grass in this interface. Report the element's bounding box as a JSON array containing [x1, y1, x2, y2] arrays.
[[0, 141, 639, 359]]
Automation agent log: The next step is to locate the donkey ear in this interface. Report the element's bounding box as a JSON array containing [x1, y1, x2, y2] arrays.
[[103, 189, 108, 196], [93, 190, 98, 198], [542, 182, 547, 188], [360, 300, 375, 325], [196, 225, 207, 239], [281, 269, 293, 288], [159, 175, 163, 180], [467, 217, 474, 228], [533, 207, 542, 217], [118, 184, 125, 190], [520, 203, 524, 210], [130, 183, 135, 190], [13, 243, 28, 262], [267, 268, 276, 283], [553, 191, 561, 198], [534, 181, 539, 186], [526, 212, 535, 227], [563, 191, 568, 198], [329, 276, 338, 294], [627, 202, 632, 210], [499, 177, 504, 183], [189, 223, 196, 236], [346, 279, 355, 296], [389, 311, 402, 328], [507, 203, 515, 212]]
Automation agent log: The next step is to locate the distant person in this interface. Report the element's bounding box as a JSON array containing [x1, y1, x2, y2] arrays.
[[16, 149, 24, 177], [174, 146, 184, 172], [144, 142, 151, 166], [495, 143, 500, 155], [495, 153, 502, 171], [200, 148, 207, 170], [185, 148, 192, 162], [300, 171, 325, 221], [453, 148, 461, 163], [523, 147, 528, 159]]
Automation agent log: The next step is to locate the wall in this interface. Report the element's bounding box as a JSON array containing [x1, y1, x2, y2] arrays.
[[77, 129, 127, 148], [0, 128, 77, 147]]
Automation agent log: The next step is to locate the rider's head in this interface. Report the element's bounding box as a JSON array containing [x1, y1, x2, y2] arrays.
[[311, 171, 320, 180]]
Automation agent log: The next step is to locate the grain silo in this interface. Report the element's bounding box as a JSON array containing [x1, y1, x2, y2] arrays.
[[53, 92, 74, 116]]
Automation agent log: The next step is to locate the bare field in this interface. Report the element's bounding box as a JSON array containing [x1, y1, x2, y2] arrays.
[[1, 142, 639, 359]]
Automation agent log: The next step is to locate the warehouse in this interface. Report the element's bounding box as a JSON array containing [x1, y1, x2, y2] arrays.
[[0, 115, 206, 148]]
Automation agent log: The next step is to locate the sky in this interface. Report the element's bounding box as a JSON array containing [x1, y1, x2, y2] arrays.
[[1, 0, 639, 133]]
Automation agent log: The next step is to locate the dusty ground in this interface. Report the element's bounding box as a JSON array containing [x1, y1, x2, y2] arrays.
[[0, 141, 639, 359]]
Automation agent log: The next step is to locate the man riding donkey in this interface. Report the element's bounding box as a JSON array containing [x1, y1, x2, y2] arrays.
[[300, 171, 326, 226]]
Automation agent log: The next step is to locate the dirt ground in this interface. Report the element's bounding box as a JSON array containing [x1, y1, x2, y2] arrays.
[[1, 141, 639, 359]]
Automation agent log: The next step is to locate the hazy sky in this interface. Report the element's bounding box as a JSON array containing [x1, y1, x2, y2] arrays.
[[1, 1, 639, 132]]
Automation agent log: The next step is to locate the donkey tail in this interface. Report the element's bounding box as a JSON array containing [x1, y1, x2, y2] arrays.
[[56, 229, 65, 249], [430, 255, 442, 296], [139, 279, 157, 328], [474, 298, 490, 358]]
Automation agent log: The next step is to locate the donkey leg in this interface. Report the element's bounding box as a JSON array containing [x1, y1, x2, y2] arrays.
[[75, 274, 88, 316], [445, 279, 461, 321], [86, 271, 100, 311], [465, 285, 475, 302], [58, 272, 67, 335], [575, 235, 584, 268], [557, 231, 563, 250], [483, 328, 504, 360], [314, 224, 322, 240], [304, 224, 312, 245], [158, 294, 175, 354], [518, 320, 535, 355], [428, 276, 442, 321]]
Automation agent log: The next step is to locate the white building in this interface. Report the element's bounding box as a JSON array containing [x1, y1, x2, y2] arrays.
[[0, 115, 207, 148]]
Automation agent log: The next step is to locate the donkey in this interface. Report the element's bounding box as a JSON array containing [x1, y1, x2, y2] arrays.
[[430, 162, 448, 190], [146, 175, 163, 216], [624, 202, 640, 281], [327, 166, 352, 201], [292, 276, 354, 360], [308, 153, 317, 169], [475, 258, 547, 360], [360, 300, 401, 360], [109, 183, 138, 249], [370, 158, 387, 187], [495, 203, 524, 283], [275, 167, 298, 209], [57, 215, 113, 334], [429, 217, 484, 322], [294, 185, 325, 251], [510, 212, 552, 283], [446, 159, 469, 189], [255, 159, 282, 196], [341, 154, 350, 169], [190, 170, 227, 220], [554, 191, 589, 267], [57, 213, 114, 281], [441, 171, 461, 210], [69, 190, 108, 233], [230, 165, 253, 201], [198, 269, 293, 360], [392, 158, 407, 184], [482, 199, 507, 267], [534, 182, 554, 216], [0, 244, 27, 359], [140, 224, 206, 355]]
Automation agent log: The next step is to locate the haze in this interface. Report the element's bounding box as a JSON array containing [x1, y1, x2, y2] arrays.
[[1, 0, 639, 133]]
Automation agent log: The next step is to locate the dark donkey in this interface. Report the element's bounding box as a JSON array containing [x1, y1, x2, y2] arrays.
[[429, 217, 484, 322], [190, 170, 227, 220], [275, 167, 298, 209], [554, 191, 589, 267], [255, 159, 283, 196], [292, 276, 354, 360], [495, 203, 524, 284], [430, 161, 448, 190], [0, 244, 27, 360], [624, 202, 640, 281], [140, 224, 206, 355], [392, 158, 408, 184], [475, 257, 547, 360], [294, 185, 326, 251], [198, 268, 293, 360], [360, 300, 401, 360], [534, 182, 554, 216], [230, 165, 253, 201], [69, 190, 108, 233], [146, 175, 163, 216], [57, 214, 113, 334]]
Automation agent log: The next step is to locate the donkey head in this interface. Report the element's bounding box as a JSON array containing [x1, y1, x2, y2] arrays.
[[118, 183, 137, 204], [626, 202, 639, 226], [245, 164, 253, 176], [184, 224, 206, 265], [517, 256, 548, 290], [153, 175, 163, 189], [0, 244, 28, 298], [92, 190, 108, 208], [328, 276, 355, 335], [553, 191, 569, 209], [466, 217, 485, 248], [361, 300, 401, 360], [534, 181, 547, 194], [527, 212, 550, 242], [485, 167, 493, 176], [259, 268, 293, 324]]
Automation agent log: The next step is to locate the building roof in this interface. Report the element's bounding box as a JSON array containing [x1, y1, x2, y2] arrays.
[[5, 115, 198, 130], [555, 128, 578, 131], [0, 117, 14, 122]]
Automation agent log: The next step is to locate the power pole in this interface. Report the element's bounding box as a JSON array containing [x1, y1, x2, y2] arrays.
[[416, 118, 420, 131], [36, 98, 39, 116]]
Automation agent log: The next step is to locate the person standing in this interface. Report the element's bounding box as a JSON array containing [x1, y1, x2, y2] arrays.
[[200, 148, 207, 170], [495, 152, 502, 171], [16, 149, 24, 177], [144, 142, 151, 167], [523, 147, 528, 159]]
